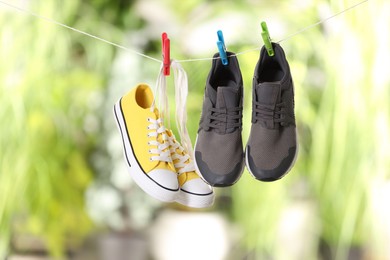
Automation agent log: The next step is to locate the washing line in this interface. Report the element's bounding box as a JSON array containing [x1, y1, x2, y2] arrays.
[[0, 0, 369, 63]]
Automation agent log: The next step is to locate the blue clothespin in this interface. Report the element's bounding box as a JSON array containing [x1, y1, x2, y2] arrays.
[[216, 30, 228, 65], [261, 21, 274, 56]]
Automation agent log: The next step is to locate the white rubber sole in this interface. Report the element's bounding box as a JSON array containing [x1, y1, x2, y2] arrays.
[[113, 100, 178, 202], [175, 190, 215, 209]]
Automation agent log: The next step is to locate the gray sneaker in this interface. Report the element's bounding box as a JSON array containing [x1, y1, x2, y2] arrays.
[[194, 52, 244, 187], [245, 43, 297, 181]]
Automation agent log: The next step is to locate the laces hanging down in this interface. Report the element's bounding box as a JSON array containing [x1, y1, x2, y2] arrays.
[[153, 60, 194, 161], [147, 117, 172, 162], [171, 61, 194, 160], [153, 64, 170, 123]]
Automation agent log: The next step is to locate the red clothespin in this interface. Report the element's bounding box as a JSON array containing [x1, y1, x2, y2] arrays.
[[162, 32, 170, 76]]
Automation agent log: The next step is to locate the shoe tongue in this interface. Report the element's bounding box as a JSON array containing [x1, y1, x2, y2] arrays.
[[150, 106, 160, 119], [255, 82, 281, 129], [207, 84, 217, 104], [216, 86, 239, 109], [255, 82, 281, 106]]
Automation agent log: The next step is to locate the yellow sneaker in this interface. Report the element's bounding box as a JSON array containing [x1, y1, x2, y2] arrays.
[[113, 84, 179, 202], [166, 130, 214, 208]]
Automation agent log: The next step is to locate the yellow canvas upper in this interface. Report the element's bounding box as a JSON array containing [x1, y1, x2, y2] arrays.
[[166, 129, 200, 186], [177, 171, 199, 187], [120, 84, 174, 173]]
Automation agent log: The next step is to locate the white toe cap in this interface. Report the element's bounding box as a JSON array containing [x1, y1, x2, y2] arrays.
[[148, 169, 179, 191], [181, 178, 213, 195]]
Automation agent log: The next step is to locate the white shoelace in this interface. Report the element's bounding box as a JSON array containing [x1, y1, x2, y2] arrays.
[[171, 61, 194, 160], [168, 134, 196, 174], [153, 60, 194, 162], [147, 117, 171, 163], [153, 64, 169, 123]]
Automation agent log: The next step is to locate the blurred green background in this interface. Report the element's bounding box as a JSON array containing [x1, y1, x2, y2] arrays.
[[1, 0, 389, 259]]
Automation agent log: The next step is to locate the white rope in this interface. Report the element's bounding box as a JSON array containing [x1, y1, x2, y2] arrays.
[[0, 0, 370, 63], [276, 0, 369, 43], [0, 0, 161, 63]]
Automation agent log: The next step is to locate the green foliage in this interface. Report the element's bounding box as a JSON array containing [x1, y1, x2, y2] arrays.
[[230, 0, 390, 259], [160, 1, 390, 258], [305, 1, 390, 258], [0, 0, 124, 257], [1, 0, 389, 259]]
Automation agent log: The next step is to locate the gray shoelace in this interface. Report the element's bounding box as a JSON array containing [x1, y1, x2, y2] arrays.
[[253, 101, 294, 126], [206, 106, 243, 133]]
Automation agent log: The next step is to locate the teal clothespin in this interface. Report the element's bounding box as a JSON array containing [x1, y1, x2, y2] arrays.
[[261, 21, 274, 57], [217, 30, 228, 65]]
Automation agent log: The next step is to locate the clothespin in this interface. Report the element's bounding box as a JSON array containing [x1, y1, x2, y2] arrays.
[[261, 21, 274, 57], [216, 30, 228, 65], [162, 32, 170, 76]]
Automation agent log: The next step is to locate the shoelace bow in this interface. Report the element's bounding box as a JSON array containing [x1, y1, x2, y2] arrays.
[[206, 106, 243, 131], [147, 117, 172, 162], [168, 134, 196, 174], [253, 101, 293, 126]]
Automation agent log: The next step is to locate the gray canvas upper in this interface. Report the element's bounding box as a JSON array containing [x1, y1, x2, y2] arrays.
[[195, 52, 244, 187], [246, 43, 297, 181]]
